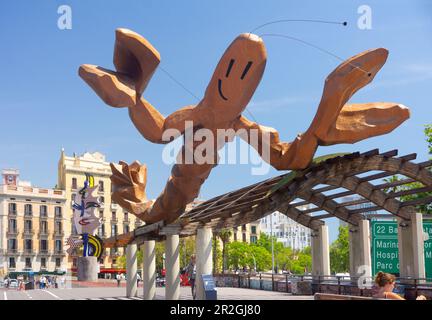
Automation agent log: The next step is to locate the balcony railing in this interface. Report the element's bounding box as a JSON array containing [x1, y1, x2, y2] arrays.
[[53, 250, 65, 256], [24, 230, 35, 236], [39, 230, 49, 237], [6, 229, 18, 237], [6, 249, 20, 255], [23, 249, 36, 256], [39, 214, 48, 219], [8, 210, 17, 216], [39, 250, 50, 255], [54, 230, 65, 237], [111, 218, 118, 223]]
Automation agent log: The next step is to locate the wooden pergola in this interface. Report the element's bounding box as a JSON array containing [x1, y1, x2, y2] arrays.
[[103, 148, 432, 248]]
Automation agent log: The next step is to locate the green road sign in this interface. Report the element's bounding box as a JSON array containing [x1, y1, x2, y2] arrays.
[[371, 219, 432, 278]]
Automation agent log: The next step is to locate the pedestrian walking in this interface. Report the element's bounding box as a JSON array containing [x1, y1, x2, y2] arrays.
[[60, 276, 66, 289], [185, 254, 197, 299], [116, 273, 121, 287], [137, 273, 141, 286]]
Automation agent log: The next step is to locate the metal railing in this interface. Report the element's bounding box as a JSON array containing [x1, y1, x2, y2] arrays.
[[213, 273, 432, 298], [24, 229, 35, 236], [6, 229, 19, 236]]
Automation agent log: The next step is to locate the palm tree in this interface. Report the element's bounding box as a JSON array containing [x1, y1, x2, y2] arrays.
[[218, 229, 232, 274]]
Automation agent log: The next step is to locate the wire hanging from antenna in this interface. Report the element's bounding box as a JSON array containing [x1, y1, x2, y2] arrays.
[[250, 19, 347, 34], [259, 33, 371, 76]]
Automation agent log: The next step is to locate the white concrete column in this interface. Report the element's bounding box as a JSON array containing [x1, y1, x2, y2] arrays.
[[349, 220, 372, 281], [195, 226, 213, 300], [398, 213, 425, 282], [126, 243, 138, 297], [143, 240, 156, 300], [311, 225, 330, 281], [165, 234, 180, 300]]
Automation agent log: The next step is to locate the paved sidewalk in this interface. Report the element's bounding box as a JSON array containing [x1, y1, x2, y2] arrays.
[[0, 286, 313, 300]]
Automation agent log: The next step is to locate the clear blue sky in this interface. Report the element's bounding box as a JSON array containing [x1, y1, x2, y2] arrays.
[[1, 0, 431, 242]]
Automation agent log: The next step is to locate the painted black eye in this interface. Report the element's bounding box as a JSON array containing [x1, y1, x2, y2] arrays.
[[226, 59, 235, 77], [241, 61, 253, 80]]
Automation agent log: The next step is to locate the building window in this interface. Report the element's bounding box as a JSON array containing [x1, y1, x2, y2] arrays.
[[25, 239, 33, 252], [72, 178, 77, 189], [9, 257, 16, 269], [25, 258, 32, 269], [55, 221, 62, 234], [111, 224, 117, 237], [41, 258, 46, 269], [242, 224, 246, 231], [55, 240, 62, 252], [73, 258, 77, 267], [40, 221, 48, 233], [98, 181, 104, 192], [112, 211, 116, 220], [55, 258, 61, 268], [251, 226, 257, 234], [8, 239, 17, 251], [124, 212, 128, 220], [250, 236, 257, 244], [99, 210, 104, 218], [242, 233, 246, 242], [98, 224, 104, 238], [40, 205, 48, 217], [8, 203, 17, 214], [40, 240, 48, 251], [124, 224, 130, 233], [8, 219, 17, 232], [25, 204, 33, 216], [233, 233, 237, 241], [55, 206, 62, 218], [24, 220, 32, 232], [100, 196, 105, 204]]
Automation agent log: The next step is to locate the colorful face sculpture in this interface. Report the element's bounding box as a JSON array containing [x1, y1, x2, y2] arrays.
[[72, 184, 101, 235]]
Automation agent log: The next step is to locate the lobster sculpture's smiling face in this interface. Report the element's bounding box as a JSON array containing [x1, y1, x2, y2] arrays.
[[203, 33, 267, 122]]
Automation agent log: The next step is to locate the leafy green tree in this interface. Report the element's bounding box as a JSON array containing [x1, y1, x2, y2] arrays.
[[425, 124, 432, 155], [384, 124, 432, 214], [212, 235, 223, 273], [179, 236, 196, 270], [115, 247, 143, 269], [330, 226, 350, 273], [255, 232, 286, 272], [275, 246, 293, 271], [291, 248, 312, 274], [226, 241, 251, 270], [249, 245, 272, 271], [155, 242, 165, 273]]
